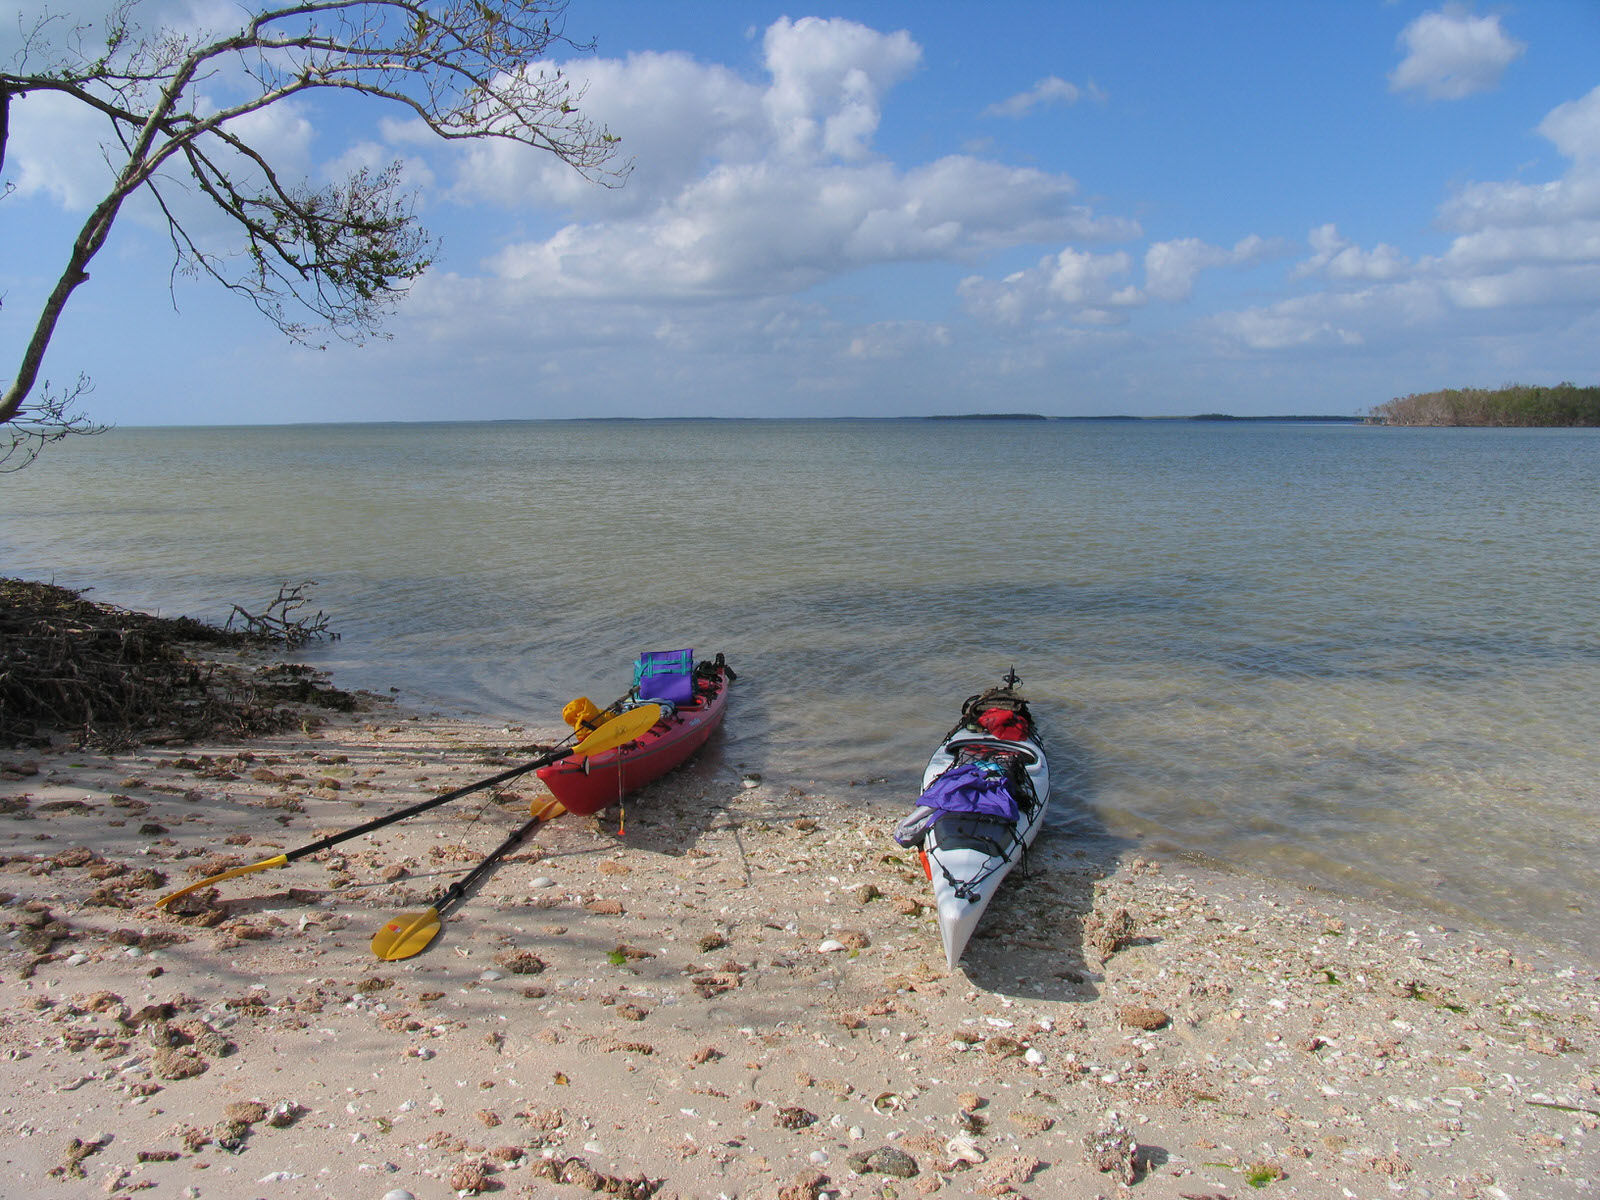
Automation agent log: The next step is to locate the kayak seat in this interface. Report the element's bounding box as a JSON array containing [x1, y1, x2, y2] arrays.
[[947, 738, 1038, 765], [635, 648, 696, 705]]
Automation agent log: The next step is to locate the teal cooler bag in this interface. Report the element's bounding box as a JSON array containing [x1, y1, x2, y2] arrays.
[[634, 649, 696, 705]]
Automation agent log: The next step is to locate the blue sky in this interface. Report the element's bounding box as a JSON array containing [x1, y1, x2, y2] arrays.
[[3, 1, 1598, 424]]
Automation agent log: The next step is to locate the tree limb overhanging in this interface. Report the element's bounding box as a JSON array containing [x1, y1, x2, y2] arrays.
[[1, 375, 105, 471], [0, 0, 626, 456]]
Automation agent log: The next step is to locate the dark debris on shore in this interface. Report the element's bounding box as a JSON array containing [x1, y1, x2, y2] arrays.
[[0, 578, 359, 751]]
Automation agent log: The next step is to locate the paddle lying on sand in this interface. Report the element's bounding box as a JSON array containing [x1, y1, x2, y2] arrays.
[[371, 795, 566, 960], [156, 704, 662, 908]]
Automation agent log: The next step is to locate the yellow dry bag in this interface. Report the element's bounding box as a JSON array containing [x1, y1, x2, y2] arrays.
[[562, 696, 604, 734]]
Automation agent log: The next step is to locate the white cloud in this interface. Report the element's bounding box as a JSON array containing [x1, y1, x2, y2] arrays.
[[1211, 293, 1374, 351], [1389, 6, 1525, 101], [1438, 174, 1600, 233], [10, 10, 1138, 326], [326, 140, 437, 201], [893, 156, 1132, 249], [1221, 314, 1360, 352], [1212, 83, 1600, 361], [1294, 225, 1410, 281], [1438, 221, 1600, 274], [8, 82, 315, 219], [847, 321, 952, 359], [1145, 235, 1281, 301], [1143, 240, 1229, 302], [983, 76, 1102, 118], [964, 232, 1276, 323], [453, 51, 766, 214], [220, 97, 317, 175], [1436, 87, 1600, 236], [1423, 87, 1600, 292], [489, 154, 1132, 300], [1537, 84, 1600, 166], [959, 248, 1139, 326], [5, 89, 118, 209], [1035, 246, 1135, 308], [1441, 262, 1600, 309], [463, 13, 1138, 305], [761, 16, 922, 162], [452, 18, 921, 217]]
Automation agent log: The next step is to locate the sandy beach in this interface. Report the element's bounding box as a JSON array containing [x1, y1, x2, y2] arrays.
[[1, 686, 1595, 1199]]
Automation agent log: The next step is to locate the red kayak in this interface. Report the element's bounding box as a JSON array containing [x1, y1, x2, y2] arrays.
[[536, 652, 734, 815]]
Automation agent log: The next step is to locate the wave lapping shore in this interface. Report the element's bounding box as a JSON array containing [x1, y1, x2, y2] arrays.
[[1, 696, 1596, 1199]]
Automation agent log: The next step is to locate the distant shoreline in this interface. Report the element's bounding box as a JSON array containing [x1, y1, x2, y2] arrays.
[[924, 413, 1367, 423], [101, 413, 1377, 432], [77, 397, 1600, 433]]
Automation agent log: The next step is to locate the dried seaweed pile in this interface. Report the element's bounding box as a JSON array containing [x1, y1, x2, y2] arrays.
[[1, 579, 355, 749]]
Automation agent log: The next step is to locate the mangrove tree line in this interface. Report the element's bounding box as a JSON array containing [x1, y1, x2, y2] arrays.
[[1371, 383, 1600, 426]]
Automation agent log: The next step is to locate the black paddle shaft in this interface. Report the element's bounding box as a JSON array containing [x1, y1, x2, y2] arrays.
[[282, 744, 573, 866], [431, 809, 552, 920], [305, 688, 643, 860]]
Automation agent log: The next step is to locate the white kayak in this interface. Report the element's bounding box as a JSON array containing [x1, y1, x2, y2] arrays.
[[895, 672, 1050, 971]]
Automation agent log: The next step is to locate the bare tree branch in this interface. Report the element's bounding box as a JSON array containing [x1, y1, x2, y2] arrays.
[[1, 0, 627, 451], [1, 376, 106, 471]]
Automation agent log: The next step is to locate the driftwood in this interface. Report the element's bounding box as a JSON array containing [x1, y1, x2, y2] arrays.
[[225, 581, 338, 647], [0, 579, 352, 749]]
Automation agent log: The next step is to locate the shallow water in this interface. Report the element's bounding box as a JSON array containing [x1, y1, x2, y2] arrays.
[[5, 418, 1598, 959]]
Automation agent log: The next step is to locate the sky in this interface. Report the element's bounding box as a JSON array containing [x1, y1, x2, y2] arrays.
[[3, 1, 1599, 425]]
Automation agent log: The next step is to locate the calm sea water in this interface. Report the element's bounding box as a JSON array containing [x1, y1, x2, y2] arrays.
[[5, 419, 1598, 960]]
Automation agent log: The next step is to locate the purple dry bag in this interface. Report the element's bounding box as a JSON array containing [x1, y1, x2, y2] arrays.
[[892, 762, 1022, 848], [917, 763, 1021, 822]]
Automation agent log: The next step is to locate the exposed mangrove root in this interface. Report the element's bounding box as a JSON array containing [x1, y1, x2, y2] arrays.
[[1, 578, 356, 750]]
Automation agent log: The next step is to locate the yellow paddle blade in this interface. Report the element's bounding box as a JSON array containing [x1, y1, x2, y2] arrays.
[[371, 906, 443, 960], [371, 797, 567, 960], [156, 854, 290, 908], [572, 704, 660, 756]]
